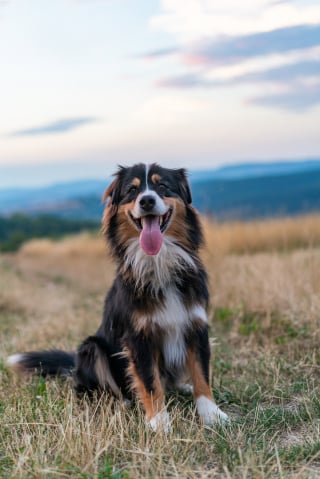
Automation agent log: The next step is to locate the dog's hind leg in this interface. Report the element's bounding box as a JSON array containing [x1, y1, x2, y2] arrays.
[[74, 336, 123, 398]]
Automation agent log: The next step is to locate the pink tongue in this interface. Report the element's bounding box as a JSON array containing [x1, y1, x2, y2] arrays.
[[139, 216, 163, 255]]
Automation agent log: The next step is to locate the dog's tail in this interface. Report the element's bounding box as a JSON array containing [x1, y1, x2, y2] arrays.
[[7, 350, 75, 377], [7, 337, 130, 398]]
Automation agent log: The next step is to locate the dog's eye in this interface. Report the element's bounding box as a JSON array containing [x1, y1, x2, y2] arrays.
[[128, 185, 138, 194], [158, 184, 167, 195]]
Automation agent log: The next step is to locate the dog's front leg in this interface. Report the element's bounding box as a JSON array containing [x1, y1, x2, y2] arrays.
[[187, 325, 229, 426], [127, 332, 170, 433]]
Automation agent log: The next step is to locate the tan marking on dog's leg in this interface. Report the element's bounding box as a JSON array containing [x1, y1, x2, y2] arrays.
[[128, 359, 171, 433], [186, 349, 213, 400], [128, 360, 164, 419], [186, 349, 228, 425]]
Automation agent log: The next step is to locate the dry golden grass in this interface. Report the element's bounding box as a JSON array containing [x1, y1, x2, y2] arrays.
[[203, 213, 320, 255], [1, 217, 320, 478]]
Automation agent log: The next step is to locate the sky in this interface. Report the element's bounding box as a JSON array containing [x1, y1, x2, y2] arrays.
[[0, 0, 320, 188]]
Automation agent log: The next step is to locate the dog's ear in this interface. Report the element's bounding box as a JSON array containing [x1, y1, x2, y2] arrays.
[[102, 170, 123, 220], [102, 166, 126, 205], [102, 177, 121, 206], [176, 168, 192, 205]]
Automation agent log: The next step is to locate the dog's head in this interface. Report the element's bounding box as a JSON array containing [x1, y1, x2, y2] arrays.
[[102, 163, 202, 258]]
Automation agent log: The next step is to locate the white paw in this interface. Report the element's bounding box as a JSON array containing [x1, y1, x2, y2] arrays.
[[148, 410, 172, 434], [196, 396, 229, 426]]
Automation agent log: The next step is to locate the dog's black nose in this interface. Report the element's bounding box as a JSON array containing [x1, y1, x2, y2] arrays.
[[139, 195, 156, 212]]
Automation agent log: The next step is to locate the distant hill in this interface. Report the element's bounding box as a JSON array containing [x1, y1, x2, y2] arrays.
[[0, 180, 107, 215], [0, 159, 320, 221], [189, 159, 320, 181], [193, 169, 320, 220]]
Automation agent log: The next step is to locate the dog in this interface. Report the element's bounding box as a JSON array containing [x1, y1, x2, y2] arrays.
[[8, 163, 228, 433]]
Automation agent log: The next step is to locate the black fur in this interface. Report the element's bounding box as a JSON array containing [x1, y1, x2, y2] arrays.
[[12, 350, 75, 377]]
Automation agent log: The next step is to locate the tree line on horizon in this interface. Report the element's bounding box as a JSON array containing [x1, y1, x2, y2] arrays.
[[0, 214, 99, 252]]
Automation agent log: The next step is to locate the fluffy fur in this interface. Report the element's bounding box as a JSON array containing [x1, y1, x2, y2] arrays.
[[8, 163, 228, 432]]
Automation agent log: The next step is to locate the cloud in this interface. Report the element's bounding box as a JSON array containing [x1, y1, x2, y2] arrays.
[[249, 81, 320, 110], [186, 24, 320, 66], [238, 58, 320, 82], [150, 0, 320, 41], [139, 47, 178, 61], [146, 24, 320, 66], [158, 59, 320, 88], [9, 117, 99, 137], [147, 0, 320, 113], [153, 20, 320, 111], [157, 58, 320, 111]]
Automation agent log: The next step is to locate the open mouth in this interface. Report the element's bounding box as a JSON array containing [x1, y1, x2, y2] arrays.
[[129, 208, 173, 233], [129, 208, 173, 256]]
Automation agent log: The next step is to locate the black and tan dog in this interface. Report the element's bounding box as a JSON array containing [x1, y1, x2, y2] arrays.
[[8, 163, 228, 432]]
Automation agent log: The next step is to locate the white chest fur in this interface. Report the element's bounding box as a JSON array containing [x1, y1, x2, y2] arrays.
[[151, 289, 207, 367]]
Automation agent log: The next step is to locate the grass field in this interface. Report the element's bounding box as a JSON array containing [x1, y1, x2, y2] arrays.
[[1, 216, 320, 478]]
